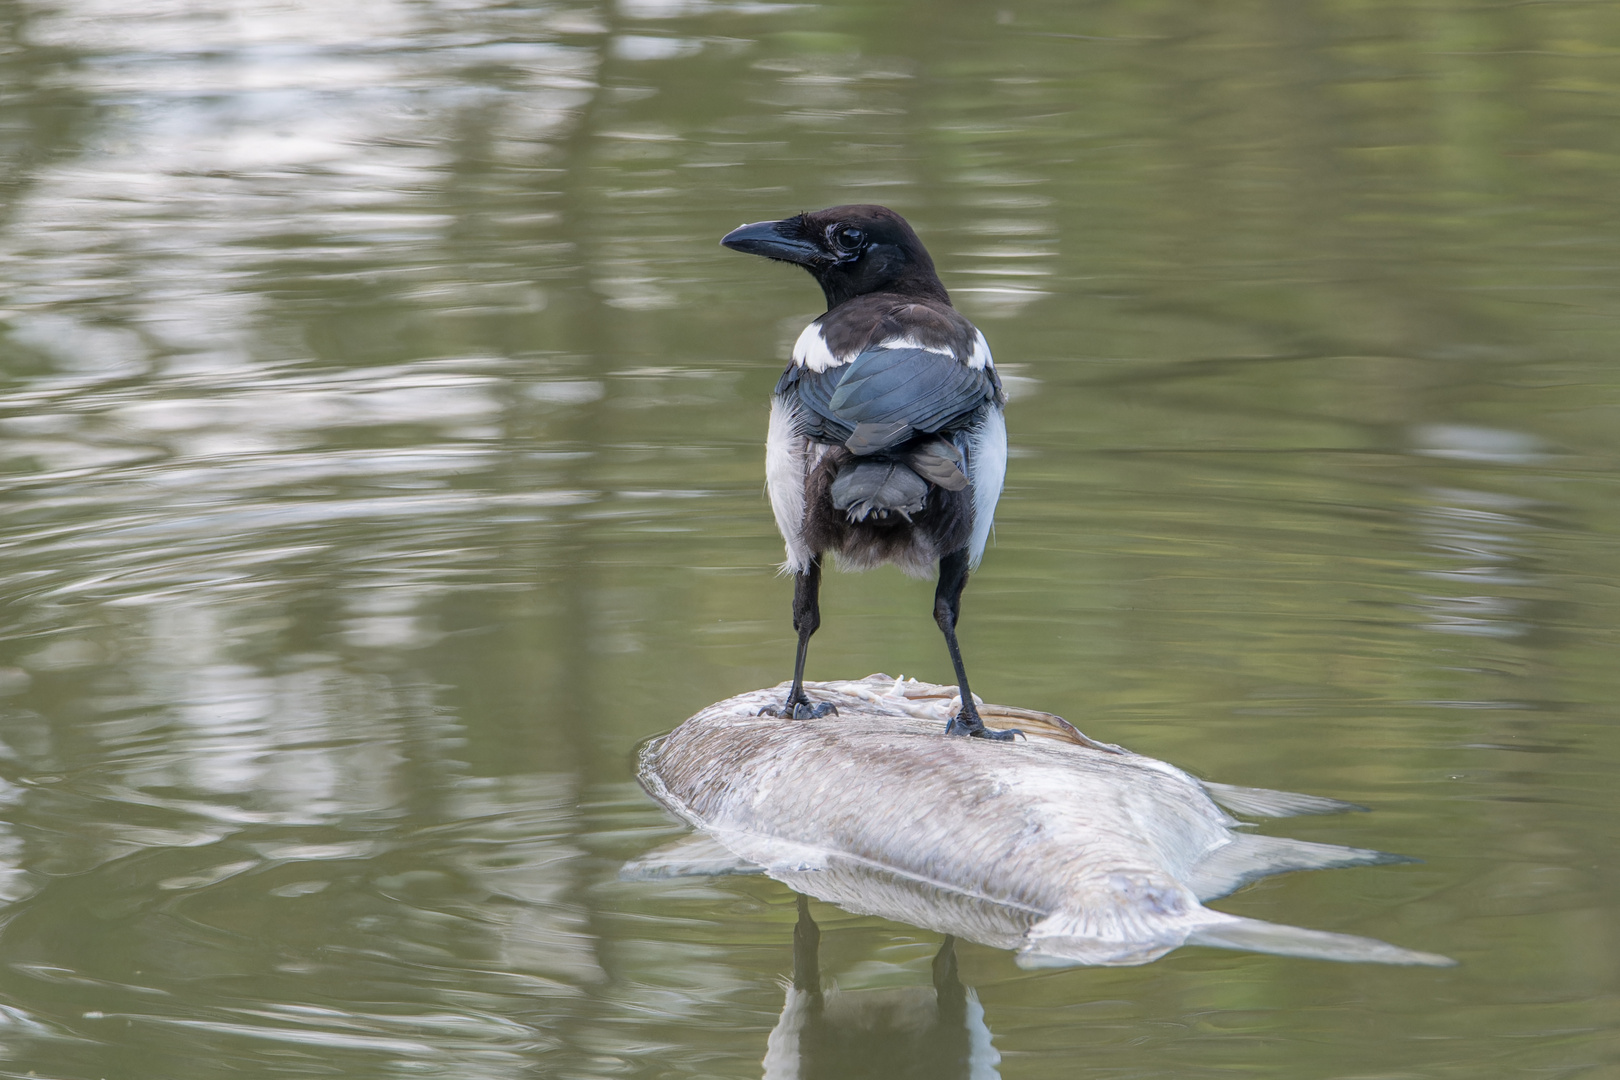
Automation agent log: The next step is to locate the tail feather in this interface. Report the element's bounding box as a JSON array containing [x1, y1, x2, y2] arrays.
[[906, 437, 969, 491], [831, 460, 928, 521]]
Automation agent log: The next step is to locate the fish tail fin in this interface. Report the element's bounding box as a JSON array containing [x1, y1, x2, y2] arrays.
[[1187, 916, 1454, 967], [1188, 834, 1416, 901]]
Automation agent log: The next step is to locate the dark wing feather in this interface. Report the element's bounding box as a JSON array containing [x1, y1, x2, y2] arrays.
[[780, 347, 997, 454]]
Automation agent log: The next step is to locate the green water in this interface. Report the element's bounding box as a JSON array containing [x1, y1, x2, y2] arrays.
[[1, 0, 1618, 1075]]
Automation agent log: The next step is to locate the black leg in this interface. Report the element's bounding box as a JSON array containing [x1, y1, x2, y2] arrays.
[[760, 555, 838, 720], [935, 548, 1020, 741], [931, 935, 967, 1026], [929, 935, 974, 1073], [792, 894, 823, 999]]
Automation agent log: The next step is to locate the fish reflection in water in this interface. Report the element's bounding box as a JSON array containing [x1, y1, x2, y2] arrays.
[[763, 894, 1000, 1080], [627, 675, 1452, 969]]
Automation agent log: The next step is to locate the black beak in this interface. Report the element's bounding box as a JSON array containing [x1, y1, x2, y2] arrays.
[[720, 218, 822, 266]]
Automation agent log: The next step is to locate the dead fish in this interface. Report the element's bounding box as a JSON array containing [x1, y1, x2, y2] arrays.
[[626, 675, 1454, 968]]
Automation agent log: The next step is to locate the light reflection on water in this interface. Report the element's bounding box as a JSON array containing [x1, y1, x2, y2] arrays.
[[0, 0, 1619, 1076]]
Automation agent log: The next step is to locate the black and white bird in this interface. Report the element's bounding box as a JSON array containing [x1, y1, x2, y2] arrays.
[[721, 204, 1016, 740]]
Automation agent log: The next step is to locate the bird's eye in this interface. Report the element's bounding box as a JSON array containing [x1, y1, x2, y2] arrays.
[[831, 226, 865, 252]]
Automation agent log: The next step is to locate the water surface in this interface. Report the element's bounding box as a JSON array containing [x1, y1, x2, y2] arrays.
[[1, 0, 1619, 1076]]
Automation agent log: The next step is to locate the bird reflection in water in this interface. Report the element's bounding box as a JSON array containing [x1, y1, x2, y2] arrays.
[[763, 894, 1001, 1080]]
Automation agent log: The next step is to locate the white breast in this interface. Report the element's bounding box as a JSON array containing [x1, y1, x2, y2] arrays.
[[965, 407, 1007, 569], [765, 395, 822, 573]]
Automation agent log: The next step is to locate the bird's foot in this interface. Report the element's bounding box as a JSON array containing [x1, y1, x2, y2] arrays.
[[759, 692, 838, 721], [944, 708, 1023, 741]]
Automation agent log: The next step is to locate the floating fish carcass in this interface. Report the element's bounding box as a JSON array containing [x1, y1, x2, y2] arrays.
[[626, 675, 1453, 968]]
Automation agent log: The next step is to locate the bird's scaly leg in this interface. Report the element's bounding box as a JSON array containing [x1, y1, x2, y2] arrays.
[[760, 555, 838, 720], [935, 548, 1020, 740]]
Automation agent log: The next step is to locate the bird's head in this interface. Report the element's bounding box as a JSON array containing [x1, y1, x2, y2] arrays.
[[720, 204, 947, 310]]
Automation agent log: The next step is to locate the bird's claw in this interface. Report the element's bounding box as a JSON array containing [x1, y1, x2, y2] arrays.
[[944, 711, 1024, 741], [759, 697, 839, 721], [978, 725, 1024, 742]]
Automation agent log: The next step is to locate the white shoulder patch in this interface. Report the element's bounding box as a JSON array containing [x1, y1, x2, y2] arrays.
[[872, 333, 955, 357], [966, 329, 993, 371], [791, 321, 842, 373]]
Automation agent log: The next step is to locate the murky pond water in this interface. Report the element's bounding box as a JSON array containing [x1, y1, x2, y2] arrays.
[[2, 0, 1619, 1076]]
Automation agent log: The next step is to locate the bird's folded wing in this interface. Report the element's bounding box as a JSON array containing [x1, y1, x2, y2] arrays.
[[780, 347, 998, 452]]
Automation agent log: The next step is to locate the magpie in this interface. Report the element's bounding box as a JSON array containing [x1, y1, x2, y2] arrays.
[[721, 205, 1016, 740]]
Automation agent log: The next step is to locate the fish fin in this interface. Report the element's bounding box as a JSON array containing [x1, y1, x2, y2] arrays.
[[619, 833, 763, 880], [1016, 879, 1200, 968], [1017, 913, 1186, 967], [1015, 940, 1180, 969], [1188, 834, 1417, 901], [760, 842, 832, 875], [1187, 915, 1455, 967], [1201, 780, 1367, 818]]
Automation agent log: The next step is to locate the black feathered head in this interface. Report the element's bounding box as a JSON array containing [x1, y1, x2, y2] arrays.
[[721, 204, 948, 310]]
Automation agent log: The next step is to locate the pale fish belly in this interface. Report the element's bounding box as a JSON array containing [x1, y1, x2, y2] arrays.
[[627, 675, 1453, 969]]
